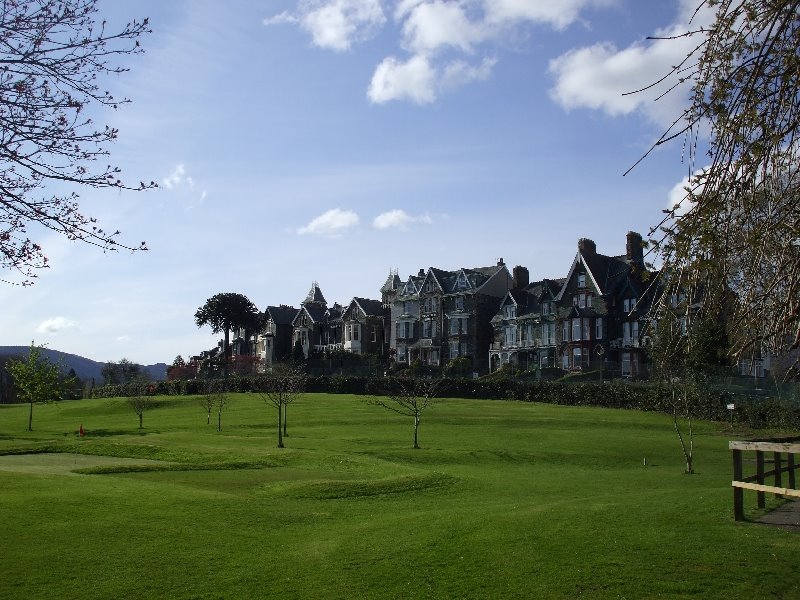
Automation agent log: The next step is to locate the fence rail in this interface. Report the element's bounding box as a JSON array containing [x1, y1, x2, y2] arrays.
[[730, 438, 800, 521]]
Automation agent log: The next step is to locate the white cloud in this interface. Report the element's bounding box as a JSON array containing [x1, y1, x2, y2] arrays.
[[548, 2, 717, 125], [162, 164, 194, 189], [441, 57, 496, 91], [37, 317, 77, 334], [368, 54, 437, 104], [275, 0, 629, 104], [297, 208, 360, 237], [263, 11, 298, 25], [400, 1, 483, 54], [372, 209, 433, 230], [266, 0, 385, 52], [484, 0, 615, 30], [667, 168, 707, 217]]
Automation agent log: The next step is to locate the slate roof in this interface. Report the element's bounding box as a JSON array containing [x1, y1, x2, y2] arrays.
[[265, 305, 297, 326], [303, 282, 327, 306], [352, 297, 385, 317], [380, 272, 402, 294]]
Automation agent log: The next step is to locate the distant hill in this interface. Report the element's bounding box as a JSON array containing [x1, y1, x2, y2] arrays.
[[0, 347, 167, 382]]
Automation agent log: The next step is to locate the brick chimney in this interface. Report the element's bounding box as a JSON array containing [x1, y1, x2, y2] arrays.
[[513, 265, 529, 290], [578, 238, 596, 256], [626, 231, 644, 267]]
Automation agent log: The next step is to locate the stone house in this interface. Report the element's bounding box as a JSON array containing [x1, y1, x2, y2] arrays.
[[392, 261, 511, 375], [341, 297, 390, 356]]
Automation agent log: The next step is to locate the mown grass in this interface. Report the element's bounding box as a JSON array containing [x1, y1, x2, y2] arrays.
[[0, 393, 797, 599]]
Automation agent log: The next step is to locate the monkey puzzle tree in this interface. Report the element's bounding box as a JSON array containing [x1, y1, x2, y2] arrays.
[[195, 293, 260, 378], [0, 0, 153, 285]]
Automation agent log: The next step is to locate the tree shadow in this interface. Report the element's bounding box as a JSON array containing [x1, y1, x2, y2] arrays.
[[62, 429, 156, 438]]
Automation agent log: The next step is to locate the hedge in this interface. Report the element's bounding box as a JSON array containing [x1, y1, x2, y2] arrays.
[[92, 375, 800, 430]]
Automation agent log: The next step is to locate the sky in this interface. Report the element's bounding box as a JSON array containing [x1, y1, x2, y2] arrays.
[[0, 0, 713, 366]]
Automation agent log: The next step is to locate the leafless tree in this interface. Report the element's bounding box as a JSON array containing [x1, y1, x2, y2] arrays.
[[200, 380, 228, 431], [254, 364, 304, 448], [0, 0, 154, 285], [368, 377, 443, 449]]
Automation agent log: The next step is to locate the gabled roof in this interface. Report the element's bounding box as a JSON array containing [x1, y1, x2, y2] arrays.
[[555, 241, 635, 301], [400, 275, 422, 296], [265, 305, 297, 326], [294, 303, 327, 325], [344, 297, 385, 320]]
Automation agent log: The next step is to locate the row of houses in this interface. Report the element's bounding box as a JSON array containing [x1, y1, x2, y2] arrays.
[[214, 231, 659, 378]]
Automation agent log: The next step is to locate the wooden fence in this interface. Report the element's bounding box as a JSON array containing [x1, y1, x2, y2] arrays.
[[730, 437, 800, 521]]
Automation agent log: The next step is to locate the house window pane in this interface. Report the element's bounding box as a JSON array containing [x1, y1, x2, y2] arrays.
[[583, 320, 590, 340], [572, 318, 581, 340], [572, 347, 581, 368], [595, 317, 603, 340]]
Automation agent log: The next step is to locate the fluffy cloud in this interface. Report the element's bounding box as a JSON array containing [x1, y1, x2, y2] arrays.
[[484, 0, 615, 30], [270, 0, 621, 104], [162, 164, 194, 189], [372, 209, 433, 229], [297, 208, 360, 237], [368, 55, 437, 104], [667, 168, 706, 217], [37, 317, 77, 334], [400, 1, 483, 54], [266, 0, 385, 52], [548, 1, 717, 125]]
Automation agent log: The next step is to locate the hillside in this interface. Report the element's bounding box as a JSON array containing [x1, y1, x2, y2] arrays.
[[0, 347, 167, 382]]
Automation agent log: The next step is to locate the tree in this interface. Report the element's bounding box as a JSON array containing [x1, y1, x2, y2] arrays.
[[255, 364, 304, 448], [199, 379, 227, 431], [290, 338, 306, 366], [368, 377, 443, 449], [126, 378, 151, 429], [101, 358, 142, 385], [0, 0, 154, 285], [636, 0, 800, 378], [195, 293, 260, 377], [7, 342, 61, 430]]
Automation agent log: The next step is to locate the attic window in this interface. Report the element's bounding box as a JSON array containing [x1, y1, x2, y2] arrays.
[[456, 273, 468, 290], [578, 274, 586, 288]]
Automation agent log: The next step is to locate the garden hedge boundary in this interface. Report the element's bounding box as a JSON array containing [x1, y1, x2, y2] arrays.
[[92, 376, 800, 430]]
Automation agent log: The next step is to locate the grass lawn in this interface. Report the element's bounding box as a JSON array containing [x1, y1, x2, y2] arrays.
[[0, 393, 797, 599]]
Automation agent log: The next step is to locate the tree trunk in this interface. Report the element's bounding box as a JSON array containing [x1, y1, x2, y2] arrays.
[[277, 402, 284, 448], [28, 399, 33, 432], [139, 412, 143, 429], [224, 326, 230, 379], [413, 413, 420, 449], [217, 406, 222, 432], [283, 402, 288, 438], [207, 408, 211, 425]]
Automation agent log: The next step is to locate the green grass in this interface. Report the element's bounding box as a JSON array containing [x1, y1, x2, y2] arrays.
[[0, 393, 797, 599]]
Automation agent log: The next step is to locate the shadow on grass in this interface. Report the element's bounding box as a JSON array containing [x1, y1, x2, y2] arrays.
[[61, 429, 157, 438]]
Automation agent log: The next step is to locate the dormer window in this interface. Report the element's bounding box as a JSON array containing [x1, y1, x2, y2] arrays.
[[578, 274, 586, 288], [505, 305, 516, 318], [456, 272, 468, 290]]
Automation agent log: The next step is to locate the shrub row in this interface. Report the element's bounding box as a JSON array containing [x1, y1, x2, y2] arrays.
[[92, 376, 800, 430]]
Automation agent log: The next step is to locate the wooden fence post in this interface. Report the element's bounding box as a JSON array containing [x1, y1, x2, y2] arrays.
[[733, 449, 744, 522]]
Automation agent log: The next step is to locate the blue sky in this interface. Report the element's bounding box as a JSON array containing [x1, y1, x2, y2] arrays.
[[0, 0, 711, 365]]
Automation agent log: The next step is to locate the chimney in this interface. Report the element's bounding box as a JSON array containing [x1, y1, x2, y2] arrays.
[[513, 265, 529, 290], [497, 257, 505, 266], [626, 231, 644, 267], [418, 268, 425, 277], [578, 238, 596, 256]]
